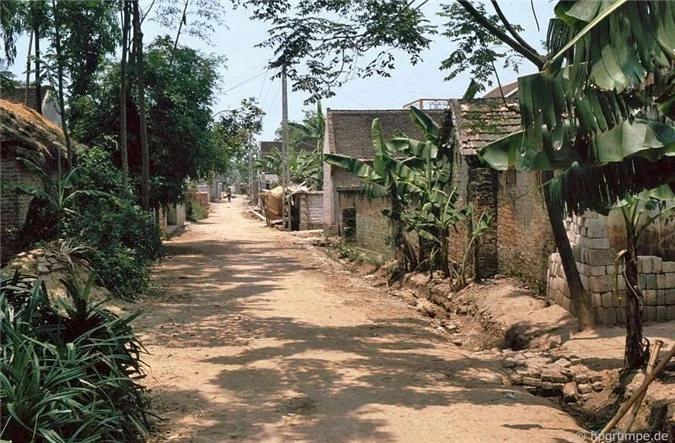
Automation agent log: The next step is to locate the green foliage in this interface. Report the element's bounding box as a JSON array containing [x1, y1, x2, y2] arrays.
[[71, 35, 224, 208], [64, 147, 163, 299], [439, 2, 522, 91], [187, 194, 208, 221], [246, 0, 434, 102], [480, 0, 675, 213], [326, 108, 484, 281], [0, 272, 150, 442]]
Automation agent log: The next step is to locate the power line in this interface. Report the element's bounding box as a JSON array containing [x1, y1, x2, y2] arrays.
[[222, 69, 268, 94]]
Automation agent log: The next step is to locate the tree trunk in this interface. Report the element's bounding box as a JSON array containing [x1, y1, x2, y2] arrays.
[[51, 0, 73, 169], [624, 217, 646, 369], [120, 1, 130, 196], [32, 2, 42, 115], [25, 30, 33, 106], [542, 170, 595, 331], [133, 0, 150, 210]]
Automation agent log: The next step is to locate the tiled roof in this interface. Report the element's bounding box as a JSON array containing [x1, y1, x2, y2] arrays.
[[0, 85, 52, 112], [0, 99, 67, 165], [260, 141, 282, 157], [326, 109, 446, 160], [453, 99, 521, 155], [326, 100, 520, 159], [483, 81, 518, 99]]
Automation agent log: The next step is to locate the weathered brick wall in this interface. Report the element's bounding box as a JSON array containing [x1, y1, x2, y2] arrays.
[[1, 153, 40, 263], [497, 170, 556, 286], [468, 167, 499, 279], [337, 188, 392, 255], [548, 212, 675, 324]]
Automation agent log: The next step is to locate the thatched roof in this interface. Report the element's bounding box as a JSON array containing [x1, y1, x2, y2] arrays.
[[0, 99, 67, 166]]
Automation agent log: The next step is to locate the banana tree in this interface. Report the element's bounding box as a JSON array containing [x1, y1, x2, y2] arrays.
[[480, 0, 675, 368], [325, 116, 426, 271]]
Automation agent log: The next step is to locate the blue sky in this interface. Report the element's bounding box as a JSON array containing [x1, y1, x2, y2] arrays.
[[7, 0, 555, 142]]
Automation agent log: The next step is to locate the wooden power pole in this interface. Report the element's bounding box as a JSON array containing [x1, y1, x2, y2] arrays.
[[281, 67, 290, 230]]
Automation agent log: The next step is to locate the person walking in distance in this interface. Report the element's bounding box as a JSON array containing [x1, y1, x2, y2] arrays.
[[226, 187, 232, 202]]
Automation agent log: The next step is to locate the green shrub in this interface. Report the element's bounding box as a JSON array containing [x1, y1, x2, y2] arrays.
[[0, 272, 150, 442], [62, 147, 163, 299], [186, 194, 208, 221]]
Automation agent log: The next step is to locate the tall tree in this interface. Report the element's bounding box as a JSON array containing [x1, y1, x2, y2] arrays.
[[132, 0, 150, 210], [50, 0, 72, 168], [119, 0, 131, 196]]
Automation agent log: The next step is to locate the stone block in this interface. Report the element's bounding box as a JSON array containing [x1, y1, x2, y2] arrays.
[[594, 308, 617, 325], [656, 306, 666, 322], [658, 274, 667, 289], [586, 227, 605, 238], [661, 261, 675, 273], [665, 289, 675, 305], [577, 383, 593, 394], [592, 381, 604, 392], [521, 377, 541, 387], [588, 265, 607, 276], [643, 273, 657, 289], [587, 249, 613, 266], [580, 274, 589, 291], [652, 257, 663, 273], [585, 218, 606, 231], [645, 306, 657, 322], [667, 305, 675, 321], [589, 275, 613, 293], [601, 292, 615, 308], [644, 289, 658, 306], [586, 238, 610, 249], [591, 293, 602, 308], [563, 382, 578, 403], [666, 273, 675, 289]]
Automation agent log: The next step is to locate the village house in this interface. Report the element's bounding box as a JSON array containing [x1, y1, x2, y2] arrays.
[[0, 99, 66, 263], [322, 99, 675, 324]]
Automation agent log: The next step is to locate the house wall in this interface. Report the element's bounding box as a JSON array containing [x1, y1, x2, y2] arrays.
[[296, 192, 324, 230], [548, 212, 675, 324], [337, 188, 392, 255], [0, 152, 40, 263], [497, 170, 556, 287]]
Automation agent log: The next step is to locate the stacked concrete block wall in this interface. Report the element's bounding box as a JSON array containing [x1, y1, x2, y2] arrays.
[[296, 192, 324, 230], [547, 212, 675, 324]]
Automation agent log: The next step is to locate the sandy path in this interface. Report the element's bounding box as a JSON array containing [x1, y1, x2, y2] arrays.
[[136, 198, 583, 442]]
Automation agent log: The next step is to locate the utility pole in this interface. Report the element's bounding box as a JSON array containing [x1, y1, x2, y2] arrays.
[[281, 66, 290, 230]]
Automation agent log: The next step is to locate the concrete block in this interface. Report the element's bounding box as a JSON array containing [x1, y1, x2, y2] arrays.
[[591, 293, 602, 308], [594, 308, 617, 325], [645, 306, 657, 322], [667, 305, 675, 321], [580, 274, 589, 291], [644, 274, 657, 289], [585, 218, 606, 231], [587, 227, 607, 238], [644, 289, 658, 306], [588, 265, 607, 276], [601, 292, 614, 308], [652, 257, 663, 273], [589, 275, 613, 293], [661, 261, 675, 273], [587, 249, 613, 266], [658, 273, 667, 289], [586, 238, 610, 249], [665, 288, 675, 305], [656, 306, 666, 322], [666, 273, 675, 289]]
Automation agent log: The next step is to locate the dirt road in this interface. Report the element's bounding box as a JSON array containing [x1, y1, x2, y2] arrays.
[[136, 198, 583, 442]]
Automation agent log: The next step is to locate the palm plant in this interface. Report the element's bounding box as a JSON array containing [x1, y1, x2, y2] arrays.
[[0, 272, 150, 442], [479, 0, 675, 368]]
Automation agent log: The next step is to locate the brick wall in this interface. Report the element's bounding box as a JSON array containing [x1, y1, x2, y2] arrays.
[[547, 212, 675, 324], [1, 152, 40, 263], [497, 170, 556, 287], [337, 188, 392, 256]]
